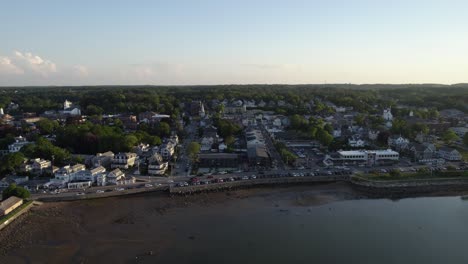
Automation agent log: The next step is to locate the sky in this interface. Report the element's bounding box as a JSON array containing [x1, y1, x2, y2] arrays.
[[1, 0, 468, 86]]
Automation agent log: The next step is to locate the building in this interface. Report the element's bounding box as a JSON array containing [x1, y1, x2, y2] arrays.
[[0, 176, 29, 190], [159, 142, 176, 161], [198, 153, 239, 169], [247, 145, 270, 167], [106, 168, 125, 185], [328, 149, 399, 166], [111, 152, 137, 169], [147, 153, 168, 175], [383, 108, 393, 121], [31, 158, 52, 173], [90, 151, 115, 168], [51, 164, 86, 185], [8, 136, 32, 153], [61, 99, 81, 116], [348, 136, 366, 147], [410, 143, 436, 161], [388, 135, 410, 150], [0, 196, 23, 217], [438, 147, 462, 161]]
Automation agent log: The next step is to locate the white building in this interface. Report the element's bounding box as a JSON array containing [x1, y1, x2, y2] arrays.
[[62, 99, 81, 116], [383, 108, 393, 121], [348, 136, 366, 147], [147, 153, 168, 175], [388, 135, 410, 150], [438, 147, 462, 161], [8, 136, 32, 153], [111, 152, 137, 169], [328, 149, 399, 166]]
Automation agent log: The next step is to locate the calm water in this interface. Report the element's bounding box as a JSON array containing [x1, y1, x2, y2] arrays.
[[155, 194, 468, 264]]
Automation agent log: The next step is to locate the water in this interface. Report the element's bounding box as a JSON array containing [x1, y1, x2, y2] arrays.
[[4, 186, 468, 264], [155, 194, 468, 264]]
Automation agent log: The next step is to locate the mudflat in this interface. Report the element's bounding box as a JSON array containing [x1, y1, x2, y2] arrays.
[[0, 183, 357, 264]]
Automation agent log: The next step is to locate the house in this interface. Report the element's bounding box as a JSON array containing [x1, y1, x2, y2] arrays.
[[8, 136, 32, 153], [450, 127, 468, 138], [348, 136, 366, 147], [61, 99, 81, 116], [90, 151, 114, 168], [159, 142, 175, 161], [388, 135, 410, 150], [106, 168, 125, 185], [368, 130, 379, 141], [147, 153, 168, 175], [438, 147, 462, 161], [111, 152, 137, 169], [383, 108, 393, 121], [410, 143, 436, 161], [0, 176, 29, 189], [0, 196, 23, 217], [52, 164, 86, 185], [31, 158, 52, 173]]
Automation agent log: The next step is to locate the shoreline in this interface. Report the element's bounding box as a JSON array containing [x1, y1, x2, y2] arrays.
[[2, 182, 468, 262]]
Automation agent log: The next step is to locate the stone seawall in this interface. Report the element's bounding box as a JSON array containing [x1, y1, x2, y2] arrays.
[[350, 177, 468, 197], [169, 175, 350, 194]]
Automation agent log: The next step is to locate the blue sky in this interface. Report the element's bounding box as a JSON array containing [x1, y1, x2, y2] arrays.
[[1, 0, 468, 85]]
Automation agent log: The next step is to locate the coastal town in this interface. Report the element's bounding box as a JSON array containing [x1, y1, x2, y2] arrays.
[[0, 86, 467, 222]]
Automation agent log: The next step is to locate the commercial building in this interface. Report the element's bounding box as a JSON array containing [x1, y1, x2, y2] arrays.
[[328, 149, 399, 166]]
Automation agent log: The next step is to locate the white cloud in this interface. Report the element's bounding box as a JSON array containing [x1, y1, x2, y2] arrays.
[[13, 51, 57, 76], [0, 56, 24, 75]]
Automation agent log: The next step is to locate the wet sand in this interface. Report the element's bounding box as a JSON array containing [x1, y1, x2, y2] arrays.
[[0, 183, 360, 264]]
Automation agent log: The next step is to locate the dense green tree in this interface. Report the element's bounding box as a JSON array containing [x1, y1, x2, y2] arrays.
[[2, 183, 30, 200], [36, 119, 59, 134], [442, 129, 459, 144], [187, 142, 201, 162], [0, 152, 26, 174]]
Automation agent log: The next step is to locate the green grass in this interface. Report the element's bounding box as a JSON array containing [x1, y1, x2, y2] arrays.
[[0, 200, 33, 225]]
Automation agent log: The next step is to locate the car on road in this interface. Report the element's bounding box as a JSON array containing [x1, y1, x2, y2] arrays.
[[96, 190, 104, 193], [115, 188, 125, 191], [76, 192, 85, 196], [145, 184, 153, 188], [242, 176, 249, 180], [250, 175, 257, 179]]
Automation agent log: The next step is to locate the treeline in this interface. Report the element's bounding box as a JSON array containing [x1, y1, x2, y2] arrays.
[[1, 85, 467, 116], [54, 122, 162, 154]]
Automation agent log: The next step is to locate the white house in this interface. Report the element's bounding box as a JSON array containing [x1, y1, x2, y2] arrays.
[[147, 153, 168, 175], [61, 99, 81, 116], [348, 136, 366, 147], [438, 147, 462, 161], [106, 168, 125, 185], [8, 136, 32, 153], [111, 152, 137, 169], [383, 108, 393, 121], [388, 135, 410, 150]]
